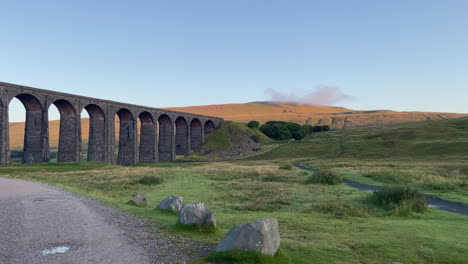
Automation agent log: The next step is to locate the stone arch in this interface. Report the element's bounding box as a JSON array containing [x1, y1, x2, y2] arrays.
[[51, 99, 80, 162], [204, 120, 215, 134], [13, 93, 48, 163], [83, 104, 105, 162], [158, 114, 174, 161], [190, 118, 202, 152], [175, 116, 189, 156], [138, 111, 156, 163], [116, 108, 136, 165]]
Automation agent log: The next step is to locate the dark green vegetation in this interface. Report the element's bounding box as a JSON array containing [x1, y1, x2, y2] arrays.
[[259, 121, 330, 140], [247, 120, 260, 129], [306, 170, 342, 185], [136, 175, 163, 185], [278, 163, 292, 170], [368, 185, 427, 215], [206, 250, 288, 264], [2, 117, 468, 263]]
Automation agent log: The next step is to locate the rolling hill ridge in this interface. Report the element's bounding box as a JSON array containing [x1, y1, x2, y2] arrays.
[[8, 101, 467, 149], [166, 101, 468, 129]]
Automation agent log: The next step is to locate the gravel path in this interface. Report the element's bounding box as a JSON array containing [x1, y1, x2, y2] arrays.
[[0, 177, 210, 264]]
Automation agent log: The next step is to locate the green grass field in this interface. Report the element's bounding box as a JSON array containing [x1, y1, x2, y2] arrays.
[[2, 118, 468, 263]]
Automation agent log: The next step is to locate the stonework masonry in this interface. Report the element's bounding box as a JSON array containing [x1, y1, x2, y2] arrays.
[[0, 82, 222, 165]]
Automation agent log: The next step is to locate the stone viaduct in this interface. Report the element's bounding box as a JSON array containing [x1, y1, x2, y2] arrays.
[[0, 82, 223, 165]]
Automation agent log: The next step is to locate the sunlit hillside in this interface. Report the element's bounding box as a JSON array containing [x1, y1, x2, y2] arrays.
[[166, 101, 468, 128]]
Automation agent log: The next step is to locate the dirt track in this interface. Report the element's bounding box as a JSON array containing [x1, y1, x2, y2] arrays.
[[0, 177, 207, 264]]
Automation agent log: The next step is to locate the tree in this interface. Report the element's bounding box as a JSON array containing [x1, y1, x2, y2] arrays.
[[274, 124, 292, 140], [247, 120, 260, 128], [260, 124, 277, 139]]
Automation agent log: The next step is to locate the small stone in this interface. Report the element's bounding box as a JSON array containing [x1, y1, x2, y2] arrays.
[[177, 203, 216, 227], [215, 218, 280, 256], [129, 193, 147, 206], [159, 195, 183, 212]]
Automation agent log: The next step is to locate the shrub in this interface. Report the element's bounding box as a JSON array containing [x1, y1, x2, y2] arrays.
[[250, 134, 260, 143], [306, 170, 342, 185], [247, 120, 260, 128], [136, 176, 163, 185], [259, 124, 277, 139], [368, 185, 427, 213], [279, 164, 292, 170], [292, 131, 305, 140]]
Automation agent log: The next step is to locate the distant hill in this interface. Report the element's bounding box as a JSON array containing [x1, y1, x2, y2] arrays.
[[166, 101, 468, 128], [8, 101, 467, 149]]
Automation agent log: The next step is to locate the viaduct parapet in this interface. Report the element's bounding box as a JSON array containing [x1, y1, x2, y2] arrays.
[[0, 82, 223, 165]]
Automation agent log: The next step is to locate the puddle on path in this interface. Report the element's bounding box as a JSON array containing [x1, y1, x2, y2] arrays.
[[41, 246, 70, 256]]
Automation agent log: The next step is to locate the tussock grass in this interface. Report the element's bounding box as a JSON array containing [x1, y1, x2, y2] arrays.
[[278, 163, 292, 170], [306, 170, 342, 185], [368, 185, 427, 214], [136, 175, 163, 185]]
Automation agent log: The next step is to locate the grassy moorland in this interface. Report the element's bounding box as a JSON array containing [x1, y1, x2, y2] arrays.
[[2, 118, 468, 263]]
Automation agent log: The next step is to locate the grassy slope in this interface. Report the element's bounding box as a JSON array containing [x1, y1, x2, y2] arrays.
[[199, 121, 272, 154], [253, 117, 468, 203], [2, 118, 468, 263]]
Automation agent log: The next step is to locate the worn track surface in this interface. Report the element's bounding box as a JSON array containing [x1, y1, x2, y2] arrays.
[[0, 177, 207, 264]]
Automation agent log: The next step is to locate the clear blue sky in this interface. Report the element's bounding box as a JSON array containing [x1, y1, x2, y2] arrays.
[[1, 0, 467, 121]]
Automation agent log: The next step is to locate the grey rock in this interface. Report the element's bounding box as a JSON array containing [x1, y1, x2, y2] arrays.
[[159, 195, 183, 212], [177, 203, 216, 227], [129, 193, 147, 206], [215, 218, 280, 256]]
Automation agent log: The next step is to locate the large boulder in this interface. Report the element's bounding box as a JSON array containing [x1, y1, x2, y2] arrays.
[[215, 218, 280, 256], [159, 195, 183, 212], [129, 193, 147, 206], [177, 203, 216, 227]]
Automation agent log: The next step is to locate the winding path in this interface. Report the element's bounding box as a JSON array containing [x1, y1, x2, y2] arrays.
[[295, 164, 468, 216]]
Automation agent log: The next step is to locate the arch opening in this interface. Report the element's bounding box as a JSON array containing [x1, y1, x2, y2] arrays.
[[158, 114, 173, 161], [175, 116, 188, 156], [83, 104, 105, 162], [10, 94, 48, 164], [116, 108, 136, 165], [8, 98, 26, 163], [204, 120, 215, 134], [52, 99, 79, 162], [138, 111, 156, 163], [190, 118, 202, 152]]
